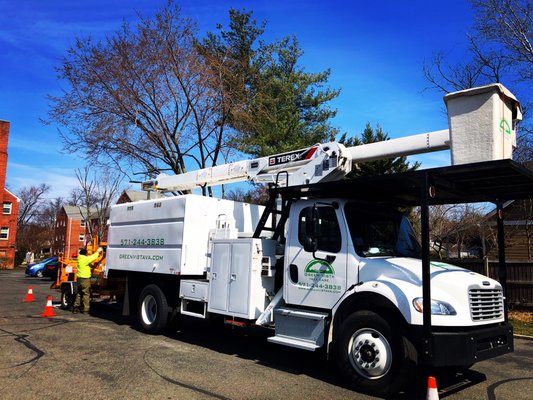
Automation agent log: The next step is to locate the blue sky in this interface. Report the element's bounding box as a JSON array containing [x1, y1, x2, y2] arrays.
[[0, 0, 475, 199]]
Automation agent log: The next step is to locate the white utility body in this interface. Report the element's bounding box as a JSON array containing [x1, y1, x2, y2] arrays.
[[103, 84, 525, 397]]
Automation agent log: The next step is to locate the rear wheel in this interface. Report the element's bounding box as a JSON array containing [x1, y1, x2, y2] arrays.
[[138, 284, 169, 334], [335, 311, 414, 397]]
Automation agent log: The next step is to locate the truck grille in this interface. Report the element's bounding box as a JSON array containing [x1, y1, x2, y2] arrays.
[[469, 289, 504, 321]]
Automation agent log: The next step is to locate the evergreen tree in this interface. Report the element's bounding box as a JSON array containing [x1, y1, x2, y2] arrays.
[[200, 9, 340, 157], [340, 123, 421, 178]]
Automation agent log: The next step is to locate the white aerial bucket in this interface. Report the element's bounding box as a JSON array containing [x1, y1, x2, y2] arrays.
[[444, 83, 522, 165]]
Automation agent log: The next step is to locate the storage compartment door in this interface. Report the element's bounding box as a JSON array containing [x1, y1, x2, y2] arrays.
[[228, 241, 252, 316], [208, 242, 231, 313]]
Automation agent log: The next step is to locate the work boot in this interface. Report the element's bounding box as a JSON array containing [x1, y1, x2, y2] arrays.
[[72, 307, 80, 314]]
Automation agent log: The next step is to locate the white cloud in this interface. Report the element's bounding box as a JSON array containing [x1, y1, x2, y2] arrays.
[[6, 162, 80, 200]]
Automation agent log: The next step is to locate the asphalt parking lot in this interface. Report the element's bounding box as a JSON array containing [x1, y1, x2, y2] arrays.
[[1, 268, 532, 400]]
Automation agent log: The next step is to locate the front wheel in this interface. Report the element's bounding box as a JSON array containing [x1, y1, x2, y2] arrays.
[[335, 311, 414, 397], [138, 284, 169, 334]]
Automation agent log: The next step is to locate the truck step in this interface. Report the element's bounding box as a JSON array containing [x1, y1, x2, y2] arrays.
[[179, 280, 209, 319], [267, 335, 321, 351], [267, 308, 328, 351]]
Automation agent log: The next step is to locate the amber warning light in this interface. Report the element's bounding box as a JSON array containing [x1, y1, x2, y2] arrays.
[[142, 180, 157, 191]]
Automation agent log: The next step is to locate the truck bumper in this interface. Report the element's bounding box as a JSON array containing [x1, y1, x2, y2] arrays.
[[415, 323, 514, 367]]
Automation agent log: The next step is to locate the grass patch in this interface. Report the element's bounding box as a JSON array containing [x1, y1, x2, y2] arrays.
[[509, 309, 533, 337]]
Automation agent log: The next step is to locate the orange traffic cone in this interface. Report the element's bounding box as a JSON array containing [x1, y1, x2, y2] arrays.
[[23, 286, 35, 302], [426, 376, 439, 400], [40, 296, 56, 317]]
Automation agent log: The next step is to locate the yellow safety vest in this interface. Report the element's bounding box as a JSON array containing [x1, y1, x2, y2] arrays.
[[77, 252, 100, 279]]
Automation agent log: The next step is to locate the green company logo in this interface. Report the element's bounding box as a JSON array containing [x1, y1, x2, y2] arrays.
[[500, 118, 511, 135], [304, 259, 335, 275]]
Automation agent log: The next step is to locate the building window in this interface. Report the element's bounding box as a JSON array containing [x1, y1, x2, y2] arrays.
[[79, 234, 85, 242], [80, 220, 86, 227], [2, 202, 12, 215], [0, 227, 9, 240]]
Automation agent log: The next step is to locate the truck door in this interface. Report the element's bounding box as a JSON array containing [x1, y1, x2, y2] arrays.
[[284, 201, 348, 309]]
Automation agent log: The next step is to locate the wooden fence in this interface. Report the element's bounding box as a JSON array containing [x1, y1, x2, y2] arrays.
[[442, 259, 533, 307]]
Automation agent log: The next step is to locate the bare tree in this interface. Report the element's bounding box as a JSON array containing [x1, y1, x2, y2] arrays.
[[430, 205, 460, 258], [47, 2, 231, 194], [75, 166, 124, 242], [15, 184, 54, 254], [47, 4, 341, 198], [451, 204, 488, 258], [412, 203, 489, 259], [423, 51, 487, 93], [424, 0, 532, 92], [67, 187, 90, 207], [16, 184, 50, 226], [423, 0, 532, 160], [35, 197, 64, 239], [36, 197, 64, 228], [472, 0, 533, 82]]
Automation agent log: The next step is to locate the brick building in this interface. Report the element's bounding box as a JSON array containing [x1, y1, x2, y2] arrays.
[[0, 121, 20, 269], [53, 191, 165, 256], [52, 206, 94, 257]]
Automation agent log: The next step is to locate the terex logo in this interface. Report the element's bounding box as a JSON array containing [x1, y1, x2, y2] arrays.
[[268, 147, 317, 166], [269, 153, 302, 165]]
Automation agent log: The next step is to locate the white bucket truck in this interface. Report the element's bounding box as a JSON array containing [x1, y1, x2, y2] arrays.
[[103, 84, 526, 396]]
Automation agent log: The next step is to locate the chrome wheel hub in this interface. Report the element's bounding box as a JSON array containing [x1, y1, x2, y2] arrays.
[[347, 328, 392, 379], [141, 294, 157, 325]]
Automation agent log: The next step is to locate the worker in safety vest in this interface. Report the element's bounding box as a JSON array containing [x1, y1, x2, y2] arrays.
[[72, 246, 103, 314]]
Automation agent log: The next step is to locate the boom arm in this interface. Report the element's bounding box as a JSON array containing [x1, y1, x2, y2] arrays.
[[142, 142, 353, 192], [142, 83, 522, 193], [142, 132, 450, 193]]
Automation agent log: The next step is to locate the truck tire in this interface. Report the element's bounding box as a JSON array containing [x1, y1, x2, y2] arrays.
[[138, 284, 169, 334], [60, 286, 74, 310], [335, 311, 412, 397]]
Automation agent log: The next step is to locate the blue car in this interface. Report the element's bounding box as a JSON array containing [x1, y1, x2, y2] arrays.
[[25, 257, 59, 278]]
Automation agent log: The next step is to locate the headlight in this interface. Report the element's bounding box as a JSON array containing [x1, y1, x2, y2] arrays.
[[412, 298, 457, 315]]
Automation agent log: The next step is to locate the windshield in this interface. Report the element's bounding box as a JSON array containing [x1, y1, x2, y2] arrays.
[[345, 203, 421, 258]]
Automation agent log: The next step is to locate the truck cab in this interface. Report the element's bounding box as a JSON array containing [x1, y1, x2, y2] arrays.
[[259, 162, 519, 396], [284, 199, 421, 309], [285, 197, 504, 329]]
